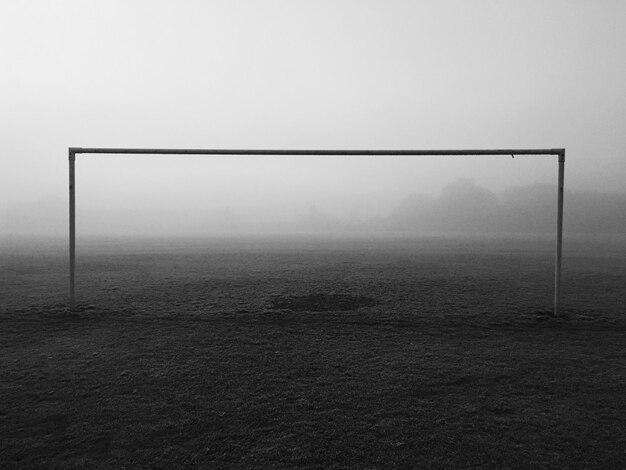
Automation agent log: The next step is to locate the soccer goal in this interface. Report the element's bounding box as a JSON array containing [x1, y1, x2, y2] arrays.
[[68, 147, 565, 314]]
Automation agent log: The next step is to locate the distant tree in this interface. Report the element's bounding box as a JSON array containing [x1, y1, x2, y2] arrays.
[[437, 179, 500, 232]]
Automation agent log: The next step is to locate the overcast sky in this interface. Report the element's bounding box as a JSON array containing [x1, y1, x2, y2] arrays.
[[1, 0, 625, 234]]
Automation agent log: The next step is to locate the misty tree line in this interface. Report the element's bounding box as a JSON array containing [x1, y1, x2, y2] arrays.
[[386, 180, 626, 234], [3, 179, 626, 235], [302, 180, 626, 235]]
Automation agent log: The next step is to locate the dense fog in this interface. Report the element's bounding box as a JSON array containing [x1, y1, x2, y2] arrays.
[[1, 1, 625, 238], [3, 177, 625, 237]]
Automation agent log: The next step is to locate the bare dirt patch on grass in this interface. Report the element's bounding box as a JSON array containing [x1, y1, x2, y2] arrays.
[[268, 293, 379, 312]]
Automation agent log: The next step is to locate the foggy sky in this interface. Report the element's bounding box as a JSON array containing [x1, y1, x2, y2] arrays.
[[1, 1, 625, 236]]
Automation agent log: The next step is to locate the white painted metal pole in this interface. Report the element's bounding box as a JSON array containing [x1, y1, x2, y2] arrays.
[[69, 151, 76, 311], [554, 151, 565, 316], [67, 146, 564, 312]]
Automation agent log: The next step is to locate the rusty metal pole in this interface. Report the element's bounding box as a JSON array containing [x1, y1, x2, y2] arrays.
[[69, 150, 76, 311], [554, 150, 565, 316]]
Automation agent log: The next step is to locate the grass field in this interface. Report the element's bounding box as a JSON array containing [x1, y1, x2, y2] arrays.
[[1, 235, 625, 468]]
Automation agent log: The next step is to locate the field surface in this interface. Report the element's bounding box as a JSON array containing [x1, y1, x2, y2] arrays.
[[1, 235, 625, 469]]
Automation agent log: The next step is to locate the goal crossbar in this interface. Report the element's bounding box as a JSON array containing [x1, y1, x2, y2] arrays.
[[70, 147, 563, 156], [68, 147, 565, 314]]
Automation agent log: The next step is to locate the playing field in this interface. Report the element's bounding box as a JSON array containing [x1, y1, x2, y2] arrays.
[[1, 235, 625, 468]]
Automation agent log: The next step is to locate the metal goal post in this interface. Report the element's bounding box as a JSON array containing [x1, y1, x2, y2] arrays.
[[68, 147, 565, 314]]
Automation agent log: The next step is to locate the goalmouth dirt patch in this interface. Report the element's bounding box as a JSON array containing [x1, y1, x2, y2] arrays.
[[268, 293, 379, 312]]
